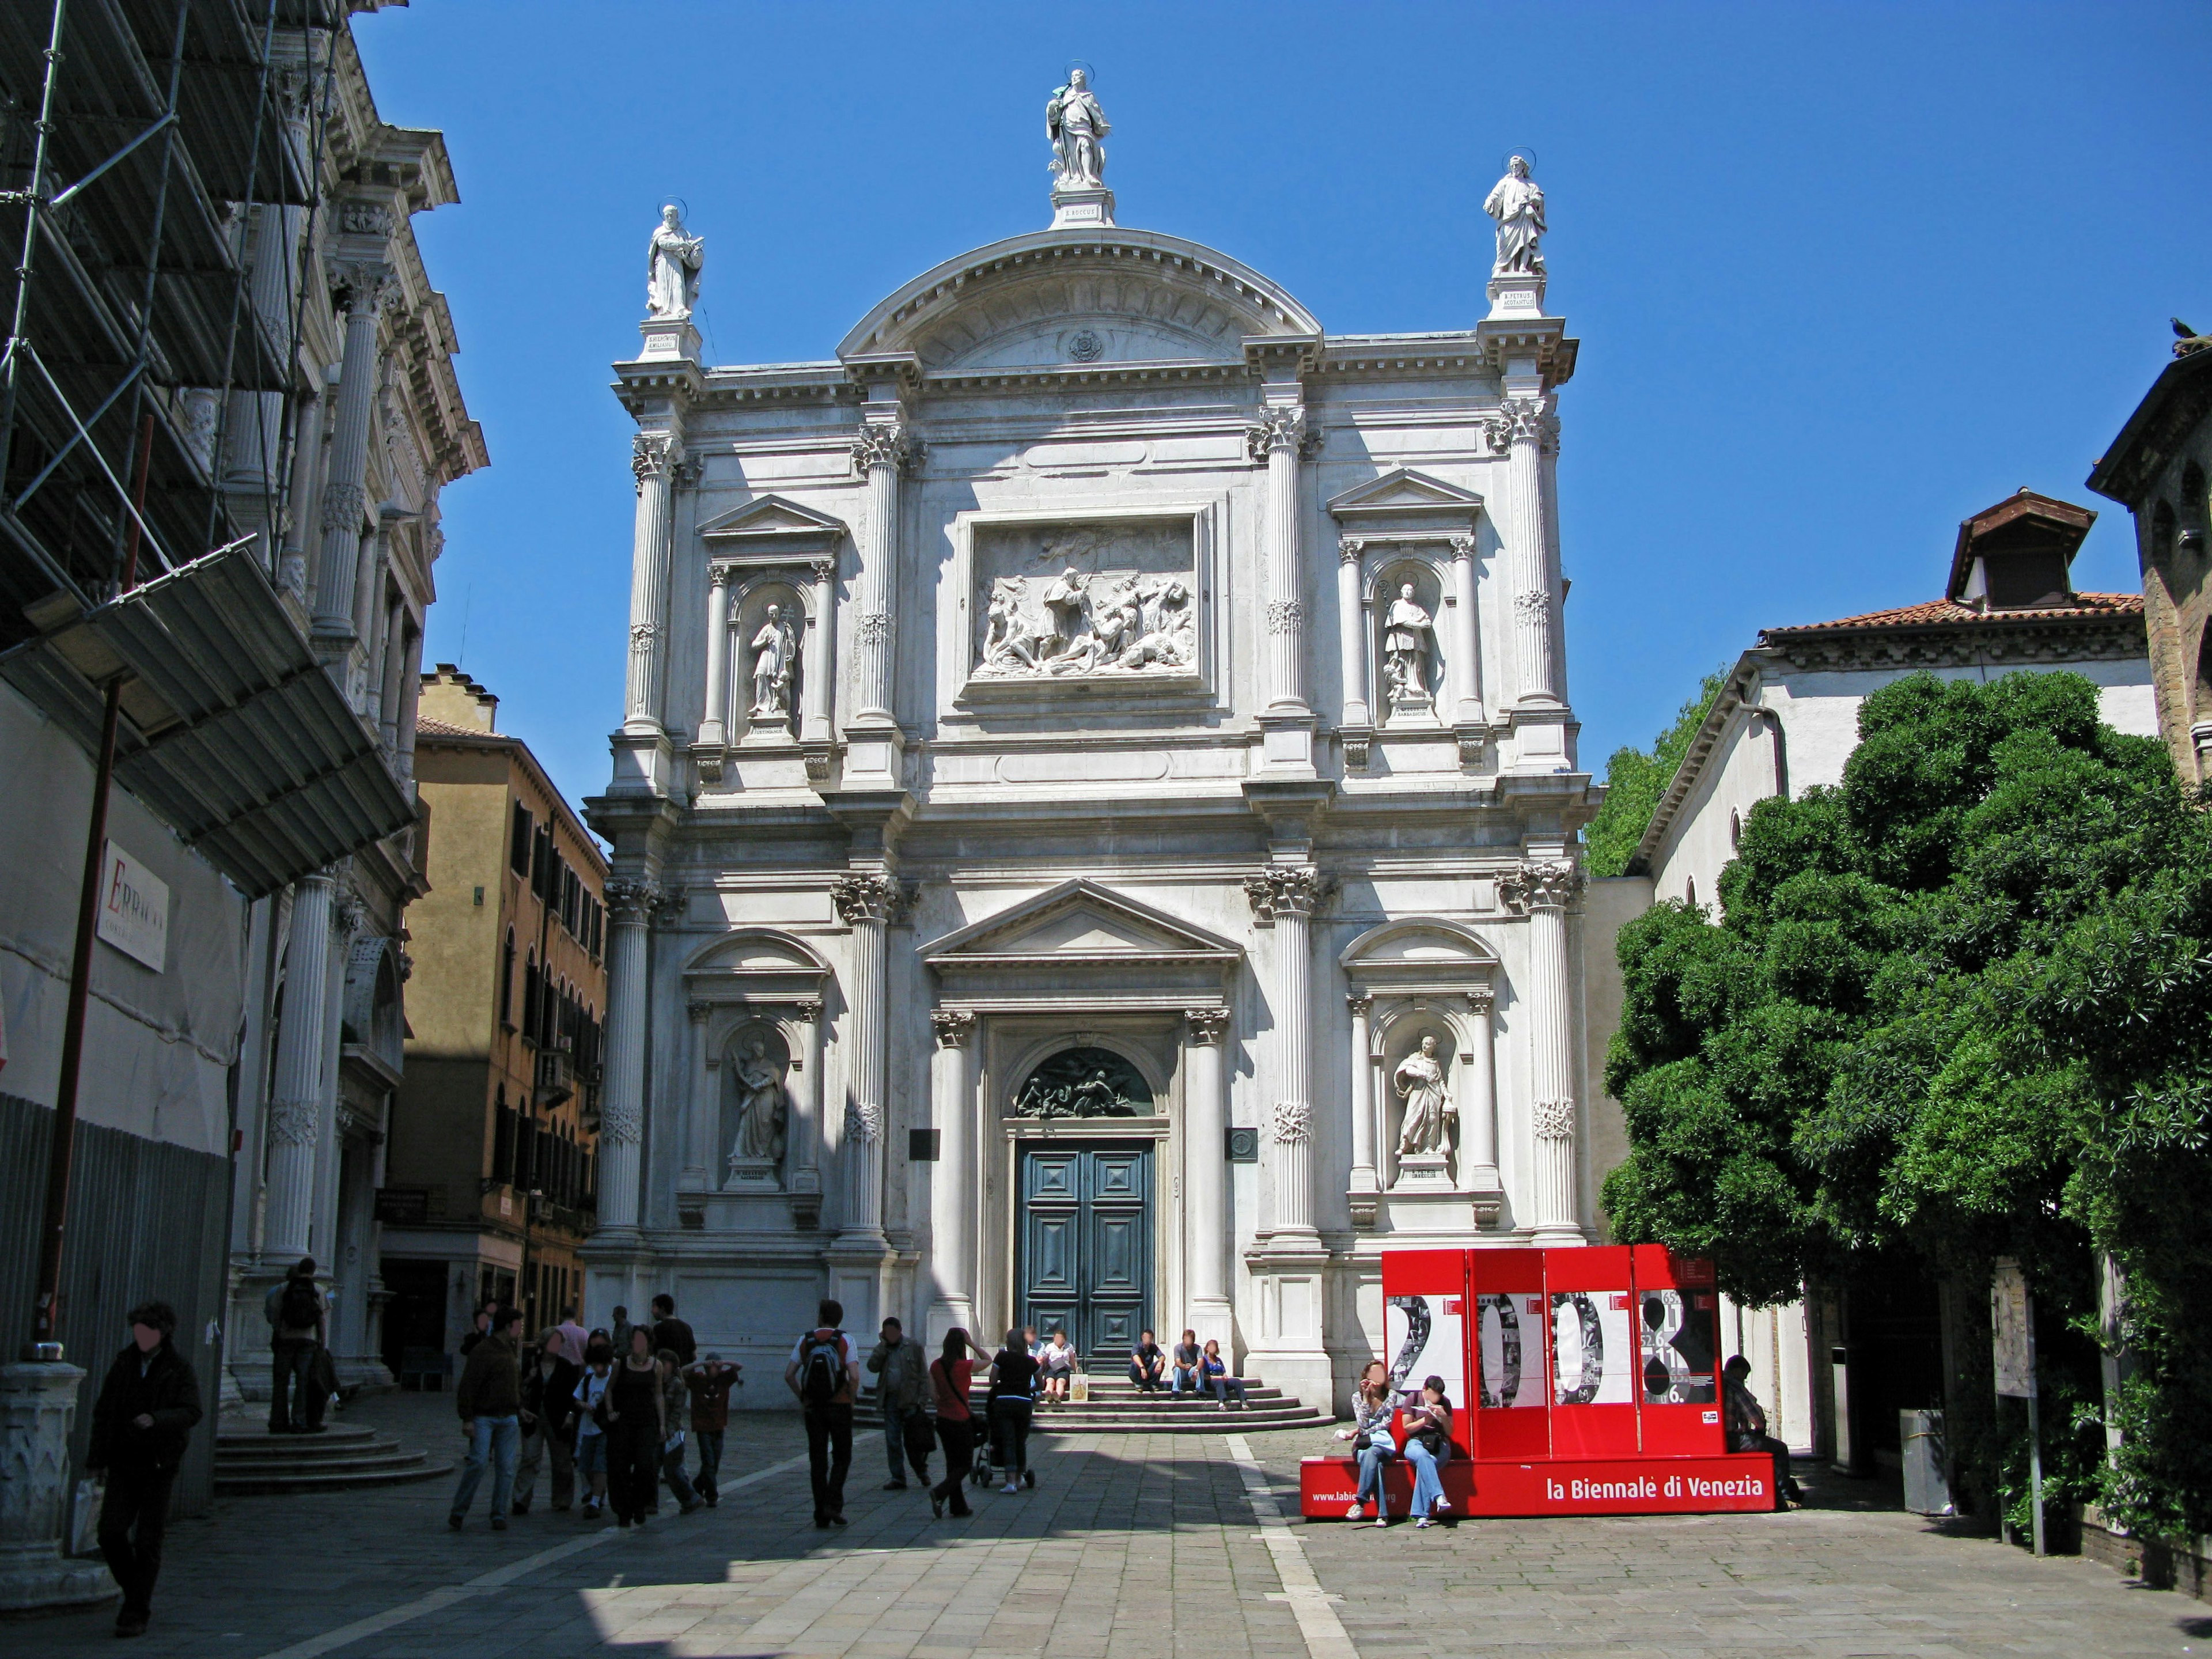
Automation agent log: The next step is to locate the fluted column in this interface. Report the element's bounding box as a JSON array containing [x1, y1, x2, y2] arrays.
[[804, 555, 836, 745], [1464, 987, 1499, 1180], [1449, 533, 1484, 723], [849, 423, 912, 728], [790, 1000, 825, 1207], [264, 872, 336, 1259], [313, 266, 389, 637], [377, 593, 407, 752], [1483, 396, 1559, 707], [832, 873, 902, 1243], [1336, 538, 1370, 729], [624, 433, 679, 733], [685, 999, 714, 1190], [1251, 406, 1312, 717], [1246, 866, 1330, 1241], [927, 1009, 978, 1340], [279, 391, 321, 600], [1502, 859, 1582, 1241], [597, 880, 656, 1230], [1347, 995, 1377, 1213], [699, 564, 733, 748], [1183, 1009, 1232, 1339]]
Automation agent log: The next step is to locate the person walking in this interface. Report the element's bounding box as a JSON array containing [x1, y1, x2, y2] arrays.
[[683, 1352, 742, 1506], [928, 1329, 983, 1519], [650, 1293, 697, 1367], [609, 1305, 633, 1358], [868, 1316, 931, 1491], [264, 1256, 326, 1433], [604, 1325, 666, 1527], [785, 1298, 859, 1528], [656, 1346, 704, 1513], [514, 1328, 581, 1515], [555, 1305, 589, 1366], [449, 1306, 525, 1531], [986, 1328, 1040, 1494], [571, 1338, 615, 1518], [87, 1300, 202, 1639]]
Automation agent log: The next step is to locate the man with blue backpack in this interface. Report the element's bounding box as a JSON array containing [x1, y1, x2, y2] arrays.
[[785, 1298, 860, 1528]]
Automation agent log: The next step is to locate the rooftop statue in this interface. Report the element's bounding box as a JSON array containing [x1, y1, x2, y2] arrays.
[[1046, 69, 1109, 190], [646, 203, 704, 320], [1483, 155, 1546, 279]]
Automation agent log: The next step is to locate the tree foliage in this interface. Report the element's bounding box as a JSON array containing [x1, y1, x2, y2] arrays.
[[1601, 671, 2212, 1537], [1584, 668, 1729, 878]]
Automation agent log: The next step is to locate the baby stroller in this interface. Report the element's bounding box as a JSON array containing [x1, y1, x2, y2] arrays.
[[970, 1398, 999, 1487]]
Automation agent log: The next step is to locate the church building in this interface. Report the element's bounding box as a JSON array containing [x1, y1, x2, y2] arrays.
[[584, 88, 1601, 1409]]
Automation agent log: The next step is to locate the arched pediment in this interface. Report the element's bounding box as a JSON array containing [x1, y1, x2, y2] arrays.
[[1340, 917, 1498, 994], [838, 229, 1321, 373], [683, 927, 831, 1007]]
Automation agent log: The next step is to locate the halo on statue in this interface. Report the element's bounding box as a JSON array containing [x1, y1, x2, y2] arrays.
[[659, 195, 692, 218], [1063, 59, 1097, 85], [1497, 147, 1539, 175]]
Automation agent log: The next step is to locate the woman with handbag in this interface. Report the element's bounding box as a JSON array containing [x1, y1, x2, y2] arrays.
[[602, 1326, 665, 1527], [1400, 1376, 1455, 1529], [1335, 1361, 1397, 1524]]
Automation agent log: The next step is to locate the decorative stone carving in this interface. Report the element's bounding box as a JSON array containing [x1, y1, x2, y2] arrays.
[[1246, 405, 1307, 463], [646, 203, 704, 321], [1394, 1034, 1455, 1157], [329, 260, 394, 313], [1013, 1046, 1154, 1119], [340, 199, 393, 238], [1483, 155, 1546, 278], [687, 1000, 711, 1023], [844, 1100, 883, 1145], [649, 886, 688, 926], [320, 479, 365, 533], [794, 998, 825, 1023], [1513, 589, 1550, 623], [930, 1009, 977, 1047], [971, 518, 1199, 685], [829, 872, 909, 926], [1184, 1007, 1229, 1046], [810, 555, 839, 586], [1269, 1097, 1313, 1145], [1346, 995, 1372, 1018], [1481, 396, 1558, 456], [1046, 69, 1109, 188], [1266, 600, 1305, 635], [1499, 859, 1582, 912], [332, 889, 365, 938], [604, 877, 658, 921], [1381, 582, 1437, 713], [268, 1096, 320, 1147], [1243, 865, 1334, 923], [1532, 1098, 1576, 1141], [1464, 987, 1496, 1016], [850, 424, 918, 476], [1338, 537, 1366, 565], [632, 432, 677, 486], [600, 1092, 642, 1145], [749, 603, 799, 719]]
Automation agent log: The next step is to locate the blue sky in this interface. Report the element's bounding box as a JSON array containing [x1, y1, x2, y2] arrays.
[[356, 2, 2212, 822]]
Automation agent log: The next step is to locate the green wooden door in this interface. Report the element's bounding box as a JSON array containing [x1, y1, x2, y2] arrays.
[[1017, 1142, 1152, 1359]]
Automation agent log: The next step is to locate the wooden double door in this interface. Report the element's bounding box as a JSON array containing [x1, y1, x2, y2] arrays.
[[1016, 1142, 1153, 1360]]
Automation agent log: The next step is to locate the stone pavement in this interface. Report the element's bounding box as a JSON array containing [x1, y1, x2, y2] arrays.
[[25, 1392, 2204, 1658]]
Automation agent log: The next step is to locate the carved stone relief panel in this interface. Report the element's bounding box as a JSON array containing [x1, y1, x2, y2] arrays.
[[966, 515, 1200, 695]]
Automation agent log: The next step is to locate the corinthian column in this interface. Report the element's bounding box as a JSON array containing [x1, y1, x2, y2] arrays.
[[1482, 396, 1559, 707], [1502, 858, 1582, 1243], [1183, 1007, 1232, 1342], [831, 873, 904, 1243], [312, 264, 390, 639], [597, 879, 657, 1230], [927, 1009, 978, 1340], [1249, 406, 1312, 718], [263, 872, 336, 1260], [1245, 866, 1331, 1241], [849, 422, 914, 729], [624, 433, 679, 733]]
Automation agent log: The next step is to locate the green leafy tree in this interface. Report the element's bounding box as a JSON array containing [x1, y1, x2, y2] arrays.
[[1584, 669, 1728, 877], [1602, 670, 2212, 1538]]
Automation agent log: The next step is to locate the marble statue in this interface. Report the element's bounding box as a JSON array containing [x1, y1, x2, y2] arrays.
[[749, 603, 797, 718], [1382, 582, 1435, 707], [732, 1036, 789, 1163], [976, 569, 1194, 681], [647, 204, 704, 320], [1483, 156, 1545, 278], [1395, 1035, 1455, 1156], [1046, 69, 1109, 188]]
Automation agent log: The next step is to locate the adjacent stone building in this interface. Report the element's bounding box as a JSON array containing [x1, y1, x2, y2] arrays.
[[584, 113, 1605, 1411], [383, 668, 607, 1379]]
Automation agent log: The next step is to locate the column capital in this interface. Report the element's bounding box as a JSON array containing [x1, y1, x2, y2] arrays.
[[1243, 865, 1335, 923], [632, 431, 680, 487], [1449, 533, 1476, 560], [851, 422, 921, 476], [708, 562, 736, 590], [830, 872, 912, 926], [1268, 1098, 1313, 1146], [604, 877, 660, 922], [686, 999, 712, 1023], [1464, 986, 1497, 1014], [1499, 858, 1581, 912], [1245, 403, 1321, 463], [649, 885, 688, 926], [1345, 994, 1372, 1017], [930, 1008, 977, 1047], [1184, 1007, 1230, 1046], [794, 998, 825, 1022], [1338, 536, 1366, 565], [1480, 393, 1558, 456], [329, 259, 396, 315], [809, 554, 839, 585]]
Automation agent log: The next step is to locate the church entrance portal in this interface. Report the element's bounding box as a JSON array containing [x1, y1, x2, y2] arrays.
[[1016, 1143, 1152, 1359]]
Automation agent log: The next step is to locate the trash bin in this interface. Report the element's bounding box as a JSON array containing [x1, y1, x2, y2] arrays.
[[1900, 1408, 1951, 1515]]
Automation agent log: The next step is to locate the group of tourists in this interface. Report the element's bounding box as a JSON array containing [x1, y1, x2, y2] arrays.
[[448, 1291, 740, 1531], [1126, 1328, 1247, 1406]]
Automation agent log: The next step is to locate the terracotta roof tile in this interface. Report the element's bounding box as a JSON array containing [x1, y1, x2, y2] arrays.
[[412, 715, 494, 739], [1762, 592, 2143, 639]]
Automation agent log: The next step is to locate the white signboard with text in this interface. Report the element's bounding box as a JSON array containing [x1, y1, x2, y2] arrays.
[[95, 842, 169, 972], [1991, 1257, 2035, 1400]]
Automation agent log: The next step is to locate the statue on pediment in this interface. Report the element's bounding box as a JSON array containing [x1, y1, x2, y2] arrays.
[[1483, 156, 1545, 279], [1047, 70, 1109, 189], [647, 204, 704, 320]]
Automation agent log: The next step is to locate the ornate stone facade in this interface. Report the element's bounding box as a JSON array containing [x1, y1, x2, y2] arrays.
[[585, 90, 1597, 1411]]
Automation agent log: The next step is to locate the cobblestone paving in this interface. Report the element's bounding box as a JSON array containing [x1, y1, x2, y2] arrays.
[[27, 1393, 2203, 1658]]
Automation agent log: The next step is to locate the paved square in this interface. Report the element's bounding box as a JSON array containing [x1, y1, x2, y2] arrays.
[[27, 1396, 2202, 1657]]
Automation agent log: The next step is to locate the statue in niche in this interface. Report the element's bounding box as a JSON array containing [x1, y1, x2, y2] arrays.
[[1483, 156, 1546, 279], [749, 602, 798, 720], [1382, 582, 1436, 710], [1012, 1046, 1153, 1118], [730, 1035, 789, 1166], [1046, 69, 1109, 190], [1395, 1034, 1456, 1157], [646, 203, 704, 320]]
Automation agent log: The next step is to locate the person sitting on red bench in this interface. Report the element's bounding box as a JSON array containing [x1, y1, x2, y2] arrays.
[[1335, 1360, 1397, 1524], [1400, 1376, 1455, 1528]]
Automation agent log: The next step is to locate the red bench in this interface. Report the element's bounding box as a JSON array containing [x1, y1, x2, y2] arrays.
[[1299, 1451, 1780, 1518]]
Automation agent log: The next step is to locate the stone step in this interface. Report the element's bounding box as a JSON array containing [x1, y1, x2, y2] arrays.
[[214, 1422, 452, 1494]]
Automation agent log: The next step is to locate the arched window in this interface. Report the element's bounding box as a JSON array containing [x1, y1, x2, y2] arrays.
[[2152, 499, 2177, 572], [499, 929, 516, 1025], [522, 949, 540, 1042], [1684, 875, 1699, 910], [1729, 808, 1743, 851]]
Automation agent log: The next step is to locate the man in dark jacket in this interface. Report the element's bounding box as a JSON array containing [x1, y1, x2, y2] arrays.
[[264, 1256, 326, 1432], [649, 1293, 696, 1366], [88, 1300, 203, 1639], [448, 1306, 524, 1531], [513, 1327, 581, 1514]]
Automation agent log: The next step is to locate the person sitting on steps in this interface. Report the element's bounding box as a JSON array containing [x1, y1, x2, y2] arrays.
[[1336, 1359, 1397, 1523], [1200, 1339, 1247, 1409], [1038, 1328, 1076, 1404], [1128, 1330, 1167, 1395], [1169, 1330, 1203, 1396]]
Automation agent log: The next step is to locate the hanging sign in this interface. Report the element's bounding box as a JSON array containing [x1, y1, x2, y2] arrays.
[[1991, 1257, 2035, 1400], [94, 841, 169, 972]]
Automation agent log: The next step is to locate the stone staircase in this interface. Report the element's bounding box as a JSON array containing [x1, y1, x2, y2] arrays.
[[213, 1421, 453, 1495], [859, 1375, 1329, 1435]]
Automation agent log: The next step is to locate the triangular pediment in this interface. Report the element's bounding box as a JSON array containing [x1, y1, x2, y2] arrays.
[[1328, 468, 1485, 525], [923, 879, 1242, 969], [699, 494, 849, 545]]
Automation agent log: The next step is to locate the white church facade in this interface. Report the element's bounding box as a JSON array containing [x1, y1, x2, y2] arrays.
[[582, 89, 1603, 1408]]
